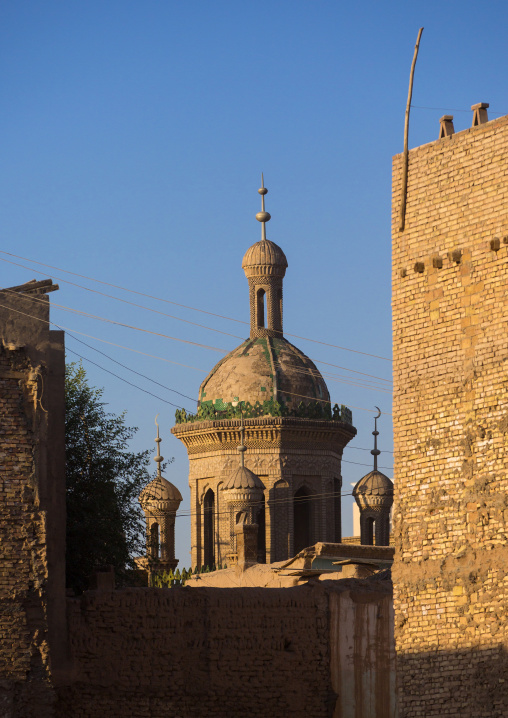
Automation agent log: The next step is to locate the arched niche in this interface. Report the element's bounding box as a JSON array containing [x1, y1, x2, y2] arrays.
[[294, 485, 312, 554], [203, 488, 215, 568]]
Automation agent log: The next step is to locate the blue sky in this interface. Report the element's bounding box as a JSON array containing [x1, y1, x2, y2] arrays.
[[1, 1, 507, 564]]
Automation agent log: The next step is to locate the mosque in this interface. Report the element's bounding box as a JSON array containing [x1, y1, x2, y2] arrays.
[[140, 178, 393, 573]]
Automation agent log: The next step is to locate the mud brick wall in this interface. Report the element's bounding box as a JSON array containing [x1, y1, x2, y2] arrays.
[[392, 115, 508, 717], [0, 291, 66, 718], [57, 580, 395, 718]]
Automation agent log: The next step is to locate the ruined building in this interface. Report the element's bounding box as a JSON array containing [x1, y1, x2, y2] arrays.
[[172, 179, 356, 567], [0, 279, 66, 713], [392, 106, 508, 716]]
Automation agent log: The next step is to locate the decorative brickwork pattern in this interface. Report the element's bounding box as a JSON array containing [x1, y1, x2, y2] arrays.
[[392, 115, 508, 717], [172, 416, 355, 566]]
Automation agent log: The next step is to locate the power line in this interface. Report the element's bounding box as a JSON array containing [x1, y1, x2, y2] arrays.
[[348, 445, 393, 454], [59, 301, 389, 392], [53, 297, 391, 392], [271, 359, 392, 394], [171, 489, 357, 520], [66, 332, 197, 404], [71, 335, 394, 461], [49, 299, 228, 353], [0, 250, 391, 361], [1, 255, 393, 381], [0, 255, 246, 341], [1, 285, 392, 393], [342, 458, 393, 470], [0, 298, 392, 419], [66, 348, 192, 411]]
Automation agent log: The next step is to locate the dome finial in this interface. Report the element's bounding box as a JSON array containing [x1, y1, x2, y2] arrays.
[[154, 414, 164, 479], [371, 407, 381, 471], [256, 173, 271, 241]]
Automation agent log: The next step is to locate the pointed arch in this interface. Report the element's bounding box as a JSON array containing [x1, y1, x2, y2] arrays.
[[294, 485, 312, 553], [256, 288, 266, 329], [203, 488, 215, 568]]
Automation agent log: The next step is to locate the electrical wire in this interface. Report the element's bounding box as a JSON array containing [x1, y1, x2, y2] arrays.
[[1, 255, 393, 382], [66, 332, 197, 404], [47, 299, 228, 353], [0, 250, 391, 361], [169, 481, 393, 521], [271, 359, 392, 394], [66, 348, 191, 411], [0, 286, 392, 394], [71, 338, 394, 463], [170, 489, 356, 520], [52, 297, 391, 392], [348, 445, 393, 454], [0, 255, 246, 341], [0, 300, 391, 416]]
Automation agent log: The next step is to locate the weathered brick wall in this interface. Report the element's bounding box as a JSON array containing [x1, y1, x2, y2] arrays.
[[0, 347, 55, 717], [0, 289, 66, 718], [392, 115, 508, 717], [57, 580, 395, 718]]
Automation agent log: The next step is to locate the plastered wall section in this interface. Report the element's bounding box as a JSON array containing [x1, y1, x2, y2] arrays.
[[392, 115, 508, 717], [57, 580, 395, 718], [0, 291, 66, 718]]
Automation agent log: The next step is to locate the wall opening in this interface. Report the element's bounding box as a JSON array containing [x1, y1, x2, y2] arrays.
[[150, 522, 160, 558], [365, 516, 374, 545], [257, 497, 266, 564], [203, 489, 215, 567], [333, 478, 341, 542], [256, 289, 266, 329], [294, 486, 312, 553]]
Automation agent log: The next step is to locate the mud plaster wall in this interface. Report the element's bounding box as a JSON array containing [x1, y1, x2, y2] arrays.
[[392, 115, 508, 717], [0, 292, 66, 718], [57, 580, 395, 718]]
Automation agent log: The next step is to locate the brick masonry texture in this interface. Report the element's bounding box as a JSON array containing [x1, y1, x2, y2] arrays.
[[56, 580, 395, 718], [0, 289, 66, 718], [0, 348, 55, 717], [392, 115, 508, 717]]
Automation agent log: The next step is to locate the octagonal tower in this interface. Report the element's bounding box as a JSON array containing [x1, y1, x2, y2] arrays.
[[172, 179, 356, 568]]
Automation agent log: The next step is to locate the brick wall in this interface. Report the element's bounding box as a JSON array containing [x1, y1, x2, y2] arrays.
[[0, 289, 66, 718], [392, 115, 508, 716], [57, 579, 395, 718]]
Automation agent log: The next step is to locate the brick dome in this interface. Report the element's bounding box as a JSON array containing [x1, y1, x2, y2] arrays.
[[199, 336, 330, 412], [242, 239, 288, 277], [224, 467, 265, 491], [353, 470, 393, 512], [139, 476, 183, 511]]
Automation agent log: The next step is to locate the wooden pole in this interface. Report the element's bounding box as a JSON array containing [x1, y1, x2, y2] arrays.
[[399, 27, 423, 232]]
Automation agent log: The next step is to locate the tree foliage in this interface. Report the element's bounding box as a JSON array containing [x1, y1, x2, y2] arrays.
[[65, 362, 152, 593]]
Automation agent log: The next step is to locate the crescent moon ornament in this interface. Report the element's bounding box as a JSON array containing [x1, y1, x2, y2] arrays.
[[375, 407, 381, 419]]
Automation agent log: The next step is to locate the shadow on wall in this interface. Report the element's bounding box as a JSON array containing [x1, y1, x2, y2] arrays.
[[51, 580, 394, 718], [397, 645, 508, 717]]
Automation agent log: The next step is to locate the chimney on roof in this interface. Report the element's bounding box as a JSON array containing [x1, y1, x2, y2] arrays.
[[439, 115, 455, 138], [471, 103, 489, 126]]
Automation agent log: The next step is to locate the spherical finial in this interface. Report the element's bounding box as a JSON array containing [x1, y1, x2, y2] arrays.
[[256, 211, 271, 223], [258, 187, 268, 196]]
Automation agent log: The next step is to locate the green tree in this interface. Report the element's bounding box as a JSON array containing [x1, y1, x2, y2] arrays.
[[65, 362, 153, 593]]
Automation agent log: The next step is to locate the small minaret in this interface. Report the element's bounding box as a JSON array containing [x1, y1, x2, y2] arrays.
[[139, 417, 182, 581], [222, 407, 265, 566], [241, 175, 288, 339], [353, 409, 393, 546]]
